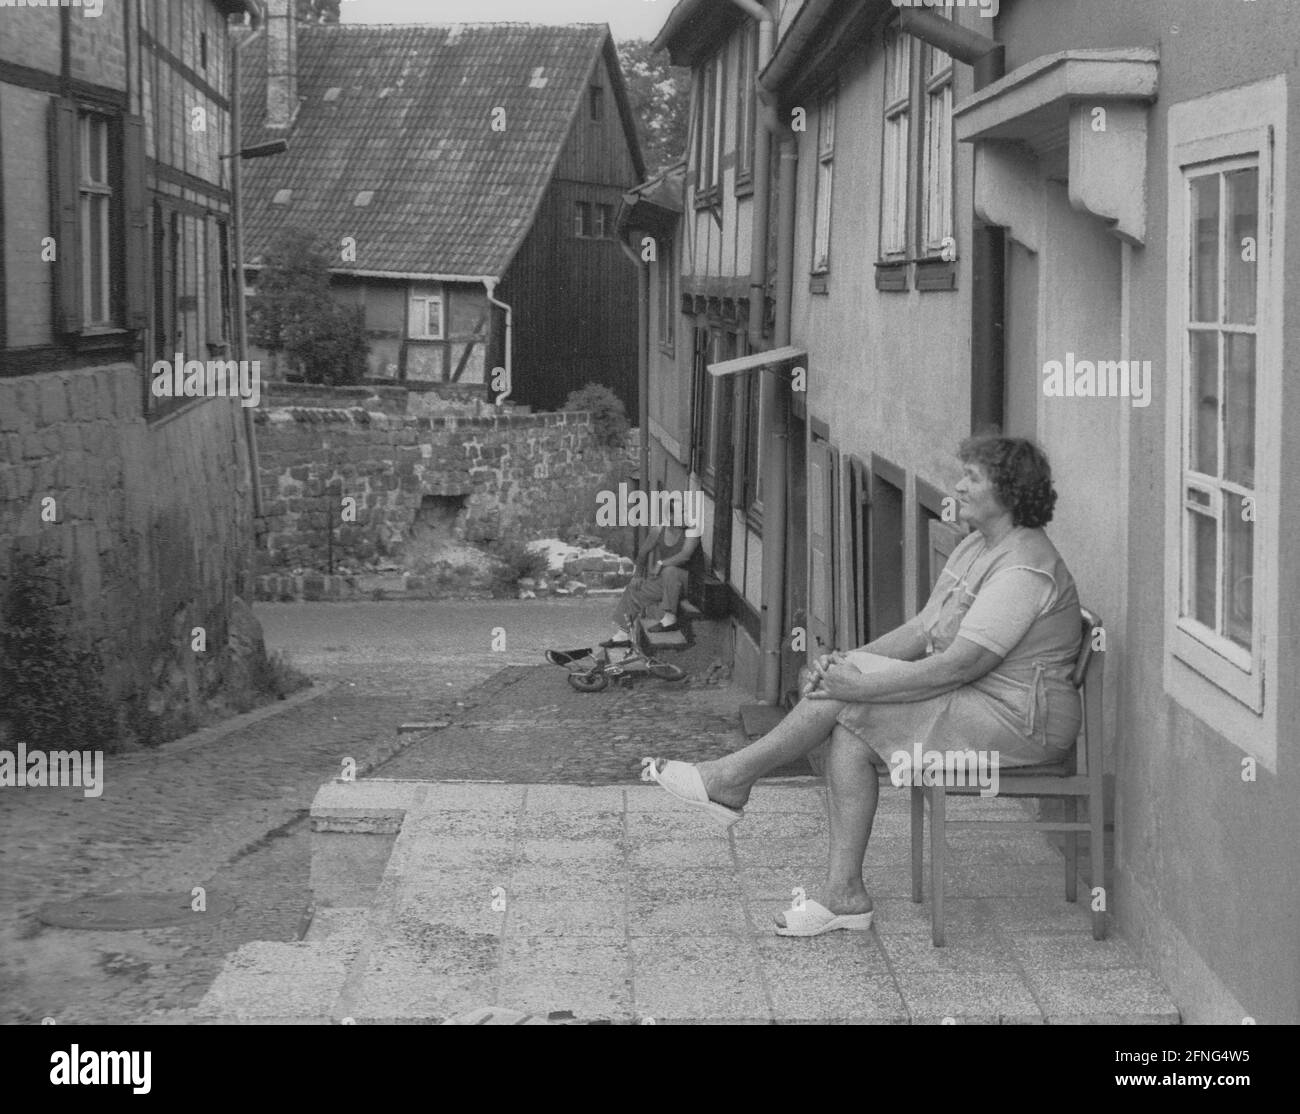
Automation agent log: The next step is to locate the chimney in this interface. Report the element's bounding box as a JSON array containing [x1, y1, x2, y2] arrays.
[[266, 0, 298, 130]]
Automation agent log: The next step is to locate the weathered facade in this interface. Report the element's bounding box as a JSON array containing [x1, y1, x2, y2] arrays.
[[641, 0, 1299, 1022], [1, 0, 263, 740], [240, 14, 645, 414]]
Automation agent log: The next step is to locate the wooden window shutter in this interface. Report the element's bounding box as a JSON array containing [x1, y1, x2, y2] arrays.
[[50, 98, 81, 335], [122, 115, 149, 330]]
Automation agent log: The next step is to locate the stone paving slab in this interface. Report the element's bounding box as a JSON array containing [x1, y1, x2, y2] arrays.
[[195, 778, 1181, 1025]]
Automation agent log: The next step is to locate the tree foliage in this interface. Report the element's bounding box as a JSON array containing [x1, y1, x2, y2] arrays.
[[616, 39, 691, 175], [248, 226, 369, 386], [295, 0, 341, 23]]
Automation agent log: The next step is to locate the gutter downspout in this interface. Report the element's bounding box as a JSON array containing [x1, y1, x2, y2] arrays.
[[483, 279, 513, 408], [726, 0, 790, 705], [231, 21, 265, 524], [897, 8, 1004, 89], [894, 9, 1007, 434], [759, 129, 798, 705], [618, 233, 652, 554]]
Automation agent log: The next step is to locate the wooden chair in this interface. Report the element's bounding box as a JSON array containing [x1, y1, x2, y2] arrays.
[[910, 609, 1106, 945]]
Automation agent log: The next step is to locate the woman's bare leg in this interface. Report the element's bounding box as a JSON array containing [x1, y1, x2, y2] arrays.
[[694, 697, 846, 809], [774, 725, 881, 924]]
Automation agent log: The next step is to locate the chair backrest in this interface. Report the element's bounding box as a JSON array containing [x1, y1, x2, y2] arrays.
[[1073, 607, 1104, 777], [1072, 607, 1102, 689]]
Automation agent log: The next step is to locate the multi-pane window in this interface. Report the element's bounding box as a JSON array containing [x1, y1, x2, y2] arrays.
[[736, 24, 757, 185], [574, 201, 612, 239], [1181, 159, 1259, 663], [812, 91, 836, 274], [921, 41, 954, 254], [80, 111, 114, 327], [694, 52, 724, 196], [880, 19, 955, 264], [658, 240, 675, 352], [409, 287, 444, 339], [881, 26, 911, 259]]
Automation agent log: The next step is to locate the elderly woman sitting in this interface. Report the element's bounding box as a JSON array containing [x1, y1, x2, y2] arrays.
[[641, 435, 1084, 936]]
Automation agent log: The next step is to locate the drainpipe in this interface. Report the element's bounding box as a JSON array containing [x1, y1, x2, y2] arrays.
[[894, 8, 1007, 433], [483, 279, 512, 408], [723, 1, 792, 704], [618, 233, 651, 553], [231, 20, 265, 523], [724, 0, 774, 353], [897, 7, 1005, 89], [757, 132, 798, 705]]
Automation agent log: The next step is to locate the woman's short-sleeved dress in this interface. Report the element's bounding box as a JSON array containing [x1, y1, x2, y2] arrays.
[[834, 526, 1083, 768]]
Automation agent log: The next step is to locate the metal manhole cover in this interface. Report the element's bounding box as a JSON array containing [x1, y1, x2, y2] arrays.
[[36, 891, 235, 930]]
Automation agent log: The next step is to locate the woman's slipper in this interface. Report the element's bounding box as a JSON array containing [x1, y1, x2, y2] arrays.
[[639, 758, 743, 828], [774, 899, 873, 937]]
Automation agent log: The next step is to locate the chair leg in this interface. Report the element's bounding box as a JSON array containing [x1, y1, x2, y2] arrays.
[[910, 784, 924, 902], [930, 785, 946, 947], [1089, 788, 1106, 940], [1065, 796, 1078, 903]]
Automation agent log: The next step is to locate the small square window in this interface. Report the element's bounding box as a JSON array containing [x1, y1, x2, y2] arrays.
[[409, 287, 444, 340]]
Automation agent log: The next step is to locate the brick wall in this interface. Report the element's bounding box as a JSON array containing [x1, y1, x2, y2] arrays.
[[0, 365, 258, 734], [255, 405, 634, 569]]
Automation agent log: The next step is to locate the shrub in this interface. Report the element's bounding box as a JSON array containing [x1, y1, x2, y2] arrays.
[[562, 382, 629, 447], [259, 650, 312, 700], [487, 538, 550, 594], [248, 225, 370, 386], [0, 551, 121, 752]]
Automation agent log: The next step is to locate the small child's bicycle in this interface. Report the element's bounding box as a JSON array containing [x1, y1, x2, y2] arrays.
[[545, 617, 687, 693]]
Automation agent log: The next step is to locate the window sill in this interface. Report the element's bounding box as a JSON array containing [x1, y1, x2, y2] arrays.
[[693, 187, 722, 210], [1165, 648, 1275, 771], [915, 258, 957, 291], [875, 261, 910, 292], [809, 274, 829, 295], [658, 342, 676, 358], [735, 175, 754, 198]]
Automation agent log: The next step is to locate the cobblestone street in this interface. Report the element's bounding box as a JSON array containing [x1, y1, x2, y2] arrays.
[[0, 598, 736, 1023]]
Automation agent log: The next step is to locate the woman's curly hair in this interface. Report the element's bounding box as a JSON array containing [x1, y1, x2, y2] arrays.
[[957, 435, 1058, 528]]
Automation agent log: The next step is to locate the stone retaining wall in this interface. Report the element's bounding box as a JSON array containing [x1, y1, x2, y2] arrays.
[[0, 365, 261, 743], [254, 405, 635, 570]]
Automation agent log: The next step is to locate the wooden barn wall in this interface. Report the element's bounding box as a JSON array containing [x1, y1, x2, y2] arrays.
[[499, 47, 640, 414]]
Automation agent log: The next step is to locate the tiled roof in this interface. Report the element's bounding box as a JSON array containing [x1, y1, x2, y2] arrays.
[[241, 23, 631, 279]]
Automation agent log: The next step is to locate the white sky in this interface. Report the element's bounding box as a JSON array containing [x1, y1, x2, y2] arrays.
[[339, 0, 674, 41]]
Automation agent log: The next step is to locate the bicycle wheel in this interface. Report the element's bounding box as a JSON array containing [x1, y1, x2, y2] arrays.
[[648, 662, 686, 682], [568, 668, 609, 692]]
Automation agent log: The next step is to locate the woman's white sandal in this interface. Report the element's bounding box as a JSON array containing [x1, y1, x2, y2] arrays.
[[775, 899, 873, 937], [639, 758, 744, 828]]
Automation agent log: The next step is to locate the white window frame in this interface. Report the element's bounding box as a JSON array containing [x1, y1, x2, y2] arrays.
[[921, 40, 954, 255], [880, 24, 911, 259], [80, 110, 113, 328], [409, 285, 444, 340], [812, 91, 836, 274], [1163, 76, 1286, 767]]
